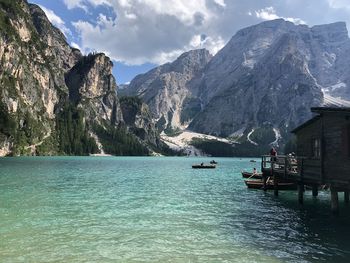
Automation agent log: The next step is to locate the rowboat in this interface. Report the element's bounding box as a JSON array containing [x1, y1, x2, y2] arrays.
[[244, 180, 297, 190], [192, 164, 216, 169], [241, 171, 263, 179]]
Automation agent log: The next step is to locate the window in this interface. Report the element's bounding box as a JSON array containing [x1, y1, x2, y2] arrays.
[[311, 138, 321, 158]]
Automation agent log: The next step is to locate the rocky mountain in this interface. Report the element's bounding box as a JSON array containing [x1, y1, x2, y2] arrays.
[[126, 49, 212, 133], [0, 0, 165, 156], [126, 19, 350, 154], [189, 19, 350, 141]]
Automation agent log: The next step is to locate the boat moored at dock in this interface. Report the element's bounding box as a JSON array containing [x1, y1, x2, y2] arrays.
[[244, 179, 297, 190], [241, 171, 263, 179]]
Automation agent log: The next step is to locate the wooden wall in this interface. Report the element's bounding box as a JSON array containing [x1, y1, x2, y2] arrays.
[[295, 111, 350, 184], [322, 113, 350, 183], [295, 118, 321, 157], [295, 118, 322, 181]]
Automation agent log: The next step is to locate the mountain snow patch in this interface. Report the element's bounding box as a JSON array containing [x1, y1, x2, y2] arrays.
[[270, 128, 281, 147], [247, 129, 258, 146]]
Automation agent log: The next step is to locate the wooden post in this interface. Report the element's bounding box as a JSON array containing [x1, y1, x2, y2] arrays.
[[331, 185, 339, 214], [320, 116, 325, 182], [344, 190, 349, 204], [312, 185, 318, 197], [284, 157, 287, 178], [273, 174, 278, 196], [298, 182, 304, 204], [271, 157, 274, 175]]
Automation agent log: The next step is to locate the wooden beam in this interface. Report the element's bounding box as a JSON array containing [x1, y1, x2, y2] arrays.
[[263, 174, 267, 192], [344, 191, 349, 204], [331, 185, 339, 214], [274, 174, 278, 196], [298, 183, 304, 204], [312, 185, 318, 197], [321, 114, 325, 182]]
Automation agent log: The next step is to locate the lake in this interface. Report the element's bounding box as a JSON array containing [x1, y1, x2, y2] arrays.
[[1, 157, 350, 262]]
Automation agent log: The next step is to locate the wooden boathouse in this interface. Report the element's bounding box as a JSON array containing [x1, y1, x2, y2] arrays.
[[261, 107, 350, 213]]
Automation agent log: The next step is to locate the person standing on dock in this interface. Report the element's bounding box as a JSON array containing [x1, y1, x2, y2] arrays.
[[270, 147, 277, 162]]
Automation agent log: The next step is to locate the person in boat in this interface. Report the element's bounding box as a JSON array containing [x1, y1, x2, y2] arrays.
[[252, 167, 257, 174], [201, 162, 204, 166]]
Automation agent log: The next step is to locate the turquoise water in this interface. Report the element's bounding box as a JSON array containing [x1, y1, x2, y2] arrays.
[[1, 157, 350, 262]]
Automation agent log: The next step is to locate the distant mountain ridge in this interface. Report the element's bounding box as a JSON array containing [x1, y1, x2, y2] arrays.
[[125, 49, 212, 132], [126, 19, 350, 154]]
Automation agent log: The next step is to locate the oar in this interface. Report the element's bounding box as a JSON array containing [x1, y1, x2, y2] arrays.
[[248, 173, 257, 179], [260, 176, 271, 190], [266, 176, 271, 184]]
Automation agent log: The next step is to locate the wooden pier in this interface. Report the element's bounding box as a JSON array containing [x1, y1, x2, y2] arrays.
[[261, 107, 350, 214], [261, 155, 349, 213]]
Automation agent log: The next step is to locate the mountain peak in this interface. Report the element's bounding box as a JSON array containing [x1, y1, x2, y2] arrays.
[[170, 48, 212, 74], [311, 21, 348, 42], [176, 48, 211, 60]]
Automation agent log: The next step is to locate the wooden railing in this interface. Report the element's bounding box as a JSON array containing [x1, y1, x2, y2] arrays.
[[261, 155, 322, 181]]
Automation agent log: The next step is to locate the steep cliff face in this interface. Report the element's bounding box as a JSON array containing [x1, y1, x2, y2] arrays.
[[65, 53, 123, 126], [119, 96, 162, 148], [189, 24, 324, 137], [126, 49, 212, 133], [0, 0, 68, 155], [0, 0, 162, 156]]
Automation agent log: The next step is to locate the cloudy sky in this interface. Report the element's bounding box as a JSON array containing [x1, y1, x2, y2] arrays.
[[30, 0, 350, 84]]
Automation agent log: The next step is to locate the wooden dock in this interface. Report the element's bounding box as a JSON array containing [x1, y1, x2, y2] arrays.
[[256, 107, 350, 214], [261, 155, 349, 213]]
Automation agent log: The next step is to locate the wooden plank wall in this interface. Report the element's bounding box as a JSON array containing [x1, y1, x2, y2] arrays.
[[295, 118, 322, 182], [323, 113, 350, 182]]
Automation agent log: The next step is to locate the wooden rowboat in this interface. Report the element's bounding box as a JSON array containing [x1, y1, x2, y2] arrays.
[[192, 164, 216, 169], [241, 171, 263, 179], [244, 180, 297, 190]]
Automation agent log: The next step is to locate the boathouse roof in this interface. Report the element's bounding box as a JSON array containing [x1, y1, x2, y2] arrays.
[[291, 116, 321, 133], [291, 107, 350, 133], [311, 107, 350, 113]]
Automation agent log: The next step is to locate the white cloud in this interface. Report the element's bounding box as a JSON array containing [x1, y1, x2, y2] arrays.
[[327, 0, 350, 9], [255, 7, 279, 20], [73, 0, 226, 65], [39, 5, 71, 36], [66, 0, 350, 67], [63, 0, 111, 12], [214, 0, 226, 8], [63, 0, 85, 10], [70, 41, 81, 50], [255, 6, 306, 25]]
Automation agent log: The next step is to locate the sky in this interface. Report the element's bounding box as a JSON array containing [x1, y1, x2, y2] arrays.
[[30, 0, 350, 84]]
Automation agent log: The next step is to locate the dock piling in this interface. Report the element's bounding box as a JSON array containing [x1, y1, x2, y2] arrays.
[[273, 174, 278, 196], [331, 185, 339, 214], [312, 185, 318, 197], [298, 183, 304, 204], [263, 175, 267, 192], [344, 190, 349, 204]]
